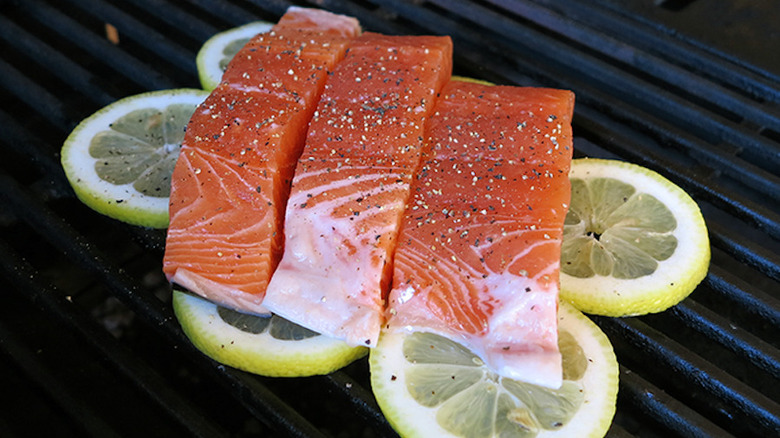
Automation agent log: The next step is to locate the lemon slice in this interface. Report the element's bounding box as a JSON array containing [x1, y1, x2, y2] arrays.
[[451, 75, 494, 85], [370, 301, 618, 438], [61, 89, 208, 228], [560, 158, 710, 317], [172, 290, 367, 377], [196, 21, 273, 91]]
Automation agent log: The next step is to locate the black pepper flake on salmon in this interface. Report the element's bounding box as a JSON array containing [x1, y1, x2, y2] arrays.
[[262, 31, 453, 348], [386, 80, 574, 386], [163, 7, 360, 317]]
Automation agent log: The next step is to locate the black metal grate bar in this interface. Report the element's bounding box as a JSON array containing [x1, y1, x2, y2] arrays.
[[0, 173, 328, 437], [704, 264, 780, 331], [617, 365, 733, 437], [572, 105, 780, 237], [20, 0, 179, 91], [0, 58, 73, 131], [500, 0, 780, 103], [57, 0, 199, 80], [0, 109, 70, 192], [353, 1, 780, 245], [322, 371, 398, 436], [587, 0, 780, 85], [597, 316, 780, 437], [0, 319, 125, 438], [183, 0, 280, 27], [708, 221, 780, 281], [465, 0, 780, 134], [408, 0, 780, 181], [0, 14, 117, 106], [670, 300, 780, 380], [419, 0, 780, 168], [128, 0, 220, 42], [0, 241, 229, 438]]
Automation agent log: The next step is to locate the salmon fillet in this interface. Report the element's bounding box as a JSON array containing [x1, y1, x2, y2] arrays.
[[262, 32, 453, 346], [386, 81, 575, 388], [163, 8, 360, 314]]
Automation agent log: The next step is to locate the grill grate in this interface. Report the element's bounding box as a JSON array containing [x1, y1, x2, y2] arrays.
[[1, 0, 778, 437]]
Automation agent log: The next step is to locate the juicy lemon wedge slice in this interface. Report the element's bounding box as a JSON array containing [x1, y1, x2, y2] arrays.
[[369, 301, 618, 438], [61, 89, 208, 228], [561, 158, 710, 317], [172, 290, 367, 377], [196, 21, 273, 91]]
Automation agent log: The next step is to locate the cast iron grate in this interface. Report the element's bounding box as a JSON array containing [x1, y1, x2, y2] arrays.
[[0, 0, 778, 437]]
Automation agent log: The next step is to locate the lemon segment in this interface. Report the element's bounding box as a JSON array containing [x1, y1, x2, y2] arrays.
[[561, 158, 710, 317], [369, 301, 618, 438], [196, 21, 273, 91], [172, 290, 367, 377], [61, 89, 208, 228]]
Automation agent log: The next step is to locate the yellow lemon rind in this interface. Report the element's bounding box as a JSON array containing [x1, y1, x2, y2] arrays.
[[561, 158, 710, 317], [452, 75, 495, 86], [172, 290, 367, 377], [196, 21, 273, 91], [60, 89, 209, 229], [369, 301, 619, 438]]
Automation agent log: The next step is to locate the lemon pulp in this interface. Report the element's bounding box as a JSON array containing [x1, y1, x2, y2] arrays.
[[196, 21, 273, 91], [560, 158, 710, 317], [173, 290, 367, 377], [370, 301, 618, 438], [563, 176, 678, 279], [89, 103, 194, 198], [61, 89, 208, 228]]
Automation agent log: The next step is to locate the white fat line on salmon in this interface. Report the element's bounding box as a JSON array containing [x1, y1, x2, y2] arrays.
[[399, 234, 486, 278], [171, 269, 270, 315], [392, 262, 477, 310], [290, 173, 407, 204], [168, 189, 275, 233], [393, 245, 481, 285], [175, 260, 267, 289], [463, 215, 561, 231], [466, 224, 560, 245], [197, 149, 276, 191], [292, 165, 411, 190], [203, 213, 274, 240], [294, 197, 404, 237], [392, 273, 486, 330], [167, 217, 270, 244], [177, 150, 273, 204], [405, 232, 557, 287], [283, 197, 403, 265], [499, 239, 559, 269], [529, 262, 560, 284]]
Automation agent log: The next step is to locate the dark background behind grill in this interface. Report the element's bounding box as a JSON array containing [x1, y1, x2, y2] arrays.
[[1, 0, 778, 437]]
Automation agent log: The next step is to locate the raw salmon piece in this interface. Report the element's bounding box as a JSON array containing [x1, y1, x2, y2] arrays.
[[386, 81, 575, 388], [262, 32, 453, 347], [163, 8, 360, 314], [221, 7, 360, 104]]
